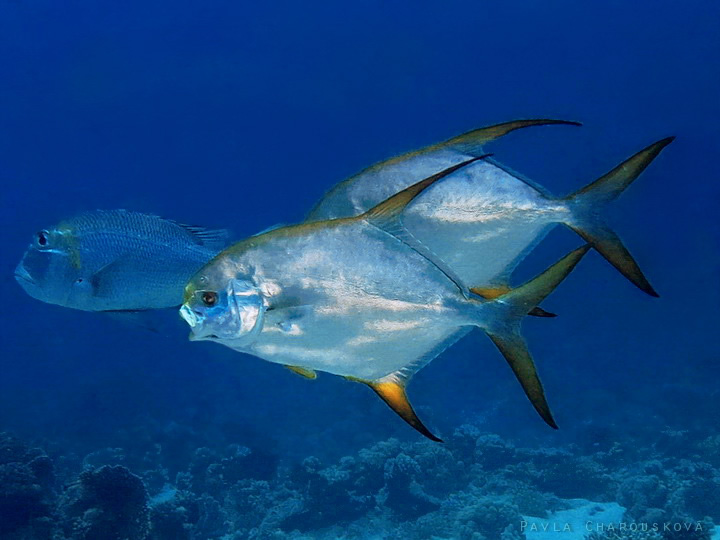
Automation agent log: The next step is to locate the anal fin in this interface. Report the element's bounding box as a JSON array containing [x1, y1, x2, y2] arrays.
[[470, 286, 557, 318], [348, 376, 442, 442]]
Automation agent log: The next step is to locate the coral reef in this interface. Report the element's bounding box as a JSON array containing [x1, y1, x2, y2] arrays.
[[0, 419, 717, 539], [57, 465, 150, 540], [0, 433, 56, 539]]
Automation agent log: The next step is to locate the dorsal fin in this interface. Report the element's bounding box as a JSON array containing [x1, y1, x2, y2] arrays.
[[441, 119, 581, 156], [363, 155, 492, 297], [348, 375, 442, 442], [174, 222, 231, 250]]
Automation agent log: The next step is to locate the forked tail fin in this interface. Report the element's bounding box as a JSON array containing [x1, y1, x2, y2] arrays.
[[478, 245, 591, 429], [564, 137, 674, 297]]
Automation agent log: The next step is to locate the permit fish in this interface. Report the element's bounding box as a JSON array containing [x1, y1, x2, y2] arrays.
[[180, 158, 589, 441], [307, 119, 673, 297], [15, 210, 230, 311]]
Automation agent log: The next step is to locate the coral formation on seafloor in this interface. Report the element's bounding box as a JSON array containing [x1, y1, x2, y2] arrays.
[[0, 421, 717, 540]]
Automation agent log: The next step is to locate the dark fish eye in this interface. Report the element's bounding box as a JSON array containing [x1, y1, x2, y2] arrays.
[[202, 291, 218, 307], [36, 230, 49, 247]]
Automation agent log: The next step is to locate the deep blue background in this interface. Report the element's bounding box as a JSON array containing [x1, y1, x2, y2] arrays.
[[1, 1, 718, 461]]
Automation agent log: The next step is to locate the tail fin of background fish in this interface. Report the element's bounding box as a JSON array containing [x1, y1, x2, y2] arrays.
[[563, 137, 674, 297], [477, 245, 591, 429]]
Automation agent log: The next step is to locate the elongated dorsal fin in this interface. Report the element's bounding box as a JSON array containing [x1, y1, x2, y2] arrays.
[[348, 376, 442, 442], [285, 365, 317, 379], [442, 119, 582, 156], [363, 156, 491, 297]]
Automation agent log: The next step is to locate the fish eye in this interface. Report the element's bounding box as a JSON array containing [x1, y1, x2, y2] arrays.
[[36, 230, 50, 247], [201, 291, 218, 307]]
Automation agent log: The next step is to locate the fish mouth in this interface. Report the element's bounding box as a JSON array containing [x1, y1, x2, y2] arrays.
[[14, 266, 36, 285]]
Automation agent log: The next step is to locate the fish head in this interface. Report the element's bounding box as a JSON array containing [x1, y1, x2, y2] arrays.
[[15, 227, 87, 307], [180, 267, 266, 345]]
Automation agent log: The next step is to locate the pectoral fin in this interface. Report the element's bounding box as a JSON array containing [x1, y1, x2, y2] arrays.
[[90, 258, 132, 298], [348, 376, 442, 442], [286, 366, 317, 379]]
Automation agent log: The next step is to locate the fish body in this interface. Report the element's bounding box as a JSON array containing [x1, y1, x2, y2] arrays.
[[15, 210, 229, 311], [308, 120, 672, 294], [186, 220, 470, 380], [181, 160, 588, 439]]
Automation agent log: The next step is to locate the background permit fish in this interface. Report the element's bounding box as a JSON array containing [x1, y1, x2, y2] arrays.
[[307, 119, 673, 298], [15, 210, 229, 312], [180, 159, 589, 441]]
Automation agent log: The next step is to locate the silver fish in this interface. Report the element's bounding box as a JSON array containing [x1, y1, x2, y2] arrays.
[[15, 210, 229, 311], [180, 159, 589, 440], [308, 119, 673, 297]]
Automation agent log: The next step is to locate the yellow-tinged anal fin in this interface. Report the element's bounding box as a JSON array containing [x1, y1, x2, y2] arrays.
[[350, 377, 442, 442], [286, 366, 317, 379], [470, 286, 557, 318], [470, 285, 511, 299]]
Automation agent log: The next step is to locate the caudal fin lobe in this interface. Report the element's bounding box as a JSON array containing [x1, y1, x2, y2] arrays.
[[482, 245, 591, 429], [565, 137, 674, 297]]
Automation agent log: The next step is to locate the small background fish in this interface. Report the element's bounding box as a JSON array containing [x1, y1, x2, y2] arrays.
[[15, 210, 229, 311]]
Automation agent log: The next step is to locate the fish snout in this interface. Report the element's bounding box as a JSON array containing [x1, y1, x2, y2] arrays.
[[14, 262, 36, 286], [180, 304, 201, 328], [180, 304, 219, 341]]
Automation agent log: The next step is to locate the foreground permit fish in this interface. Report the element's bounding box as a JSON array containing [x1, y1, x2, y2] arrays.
[[308, 120, 673, 297], [181, 159, 589, 441], [15, 210, 229, 311]]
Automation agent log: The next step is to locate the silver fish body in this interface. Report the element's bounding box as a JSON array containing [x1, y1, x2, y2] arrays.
[[308, 120, 672, 295], [181, 165, 589, 439], [313, 155, 568, 286], [15, 210, 229, 311], [184, 220, 470, 380]]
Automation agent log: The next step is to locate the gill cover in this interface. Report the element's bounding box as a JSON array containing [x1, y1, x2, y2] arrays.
[[229, 278, 266, 341], [182, 278, 265, 342]]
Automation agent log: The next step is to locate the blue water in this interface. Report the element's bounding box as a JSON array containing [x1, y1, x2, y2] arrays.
[[1, 2, 718, 539]]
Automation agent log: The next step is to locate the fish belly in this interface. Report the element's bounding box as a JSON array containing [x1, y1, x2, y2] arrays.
[[250, 308, 463, 380]]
